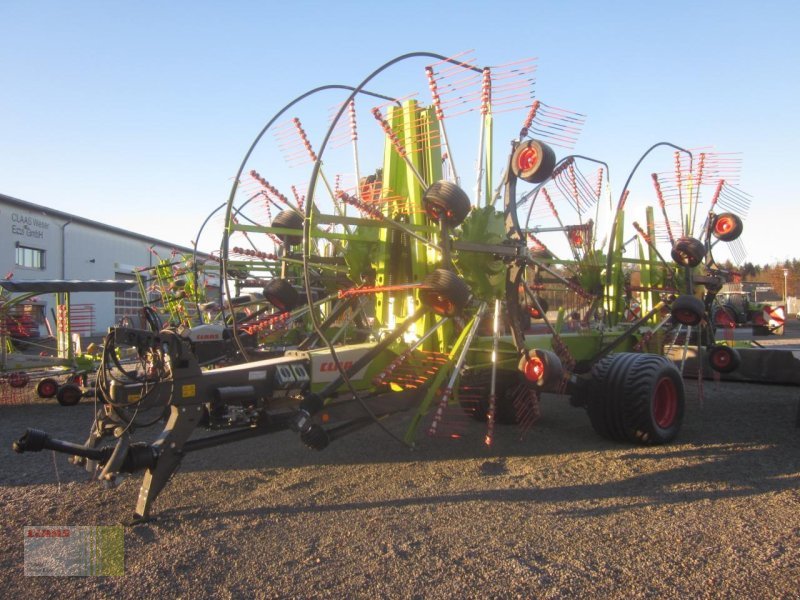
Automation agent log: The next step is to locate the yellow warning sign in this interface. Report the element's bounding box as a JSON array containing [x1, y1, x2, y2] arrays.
[[182, 384, 196, 398]]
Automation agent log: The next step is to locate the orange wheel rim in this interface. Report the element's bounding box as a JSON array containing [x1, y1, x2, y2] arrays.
[[715, 216, 734, 235], [517, 146, 540, 171], [653, 377, 678, 428]]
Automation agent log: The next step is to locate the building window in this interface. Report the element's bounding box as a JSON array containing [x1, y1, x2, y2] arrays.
[[15, 245, 45, 269], [114, 272, 145, 326]]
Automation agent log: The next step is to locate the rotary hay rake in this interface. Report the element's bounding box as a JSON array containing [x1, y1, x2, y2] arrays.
[[13, 52, 752, 521]]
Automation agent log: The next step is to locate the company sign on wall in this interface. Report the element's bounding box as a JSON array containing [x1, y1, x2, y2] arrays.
[[11, 213, 50, 239]]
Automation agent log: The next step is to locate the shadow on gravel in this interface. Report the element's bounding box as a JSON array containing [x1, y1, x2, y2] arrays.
[[4, 381, 800, 494], [163, 439, 800, 525]]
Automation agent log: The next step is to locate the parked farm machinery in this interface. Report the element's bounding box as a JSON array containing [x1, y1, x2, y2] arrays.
[[1, 279, 137, 405], [13, 52, 752, 521]]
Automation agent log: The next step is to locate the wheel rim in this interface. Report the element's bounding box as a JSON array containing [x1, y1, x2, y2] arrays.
[[711, 348, 731, 369], [674, 308, 700, 325], [427, 293, 454, 316], [38, 380, 58, 398], [653, 376, 678, 428], [714, 216, 735, 236], [714, 310, 735, 328], [517, 146, 540, 171], [9, 372, 29, 388], [522, 356, 545, 382], [59, 386, 82, 406]]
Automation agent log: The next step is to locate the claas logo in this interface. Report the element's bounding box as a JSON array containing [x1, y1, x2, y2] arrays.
[[319, 361, 353, 372]]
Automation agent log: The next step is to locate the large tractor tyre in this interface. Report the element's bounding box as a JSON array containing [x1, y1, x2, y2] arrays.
[[711, 213, 743, 242], [511, 139, 557, 183], [587, 353, 685, 445], [707, 345, 741, 374], [670, 237, 705, 268], [263, 278, 300, 311], [271, 209, 304, 247], [671, 294, 706, 327], [36, 377, 59, 399], [423, 181, 471, 227], [459, 369, 525, 425], [56, 383, 83, 407], [419, 269, 471, 317]]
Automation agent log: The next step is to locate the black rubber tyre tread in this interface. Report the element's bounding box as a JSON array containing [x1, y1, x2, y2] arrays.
[[707, 345, 741, 373], [459, 369, 524, 425], [271, 209, 304, 246], [423, 181, 471, 226], [589, 353, 637, 442], [56, 383, 83, 407], [620, 354, 684, 444], [511, 140, 557, 183], [711, 212, 743, 242], [671, 294, 706, 326], [420, 269, 471, 316], [588, 353, 685, 445], [670, 236, 705, 267], [263, 278, 300, 311]]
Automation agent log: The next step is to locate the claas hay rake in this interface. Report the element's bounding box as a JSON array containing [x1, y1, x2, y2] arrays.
[[13, 52, 752, 521]]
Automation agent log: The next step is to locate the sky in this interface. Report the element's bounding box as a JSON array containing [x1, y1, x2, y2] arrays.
[[1, 0, 798, 266]]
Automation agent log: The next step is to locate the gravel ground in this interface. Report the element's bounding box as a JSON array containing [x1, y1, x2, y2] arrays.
[[2, 328, 800, 598]]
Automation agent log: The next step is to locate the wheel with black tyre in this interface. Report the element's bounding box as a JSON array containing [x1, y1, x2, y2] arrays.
[[511, 140, 556, 183], [671, 295, 706, 326], [518, 349, 563, 391], [8, 372, 30, 389], [423, 181, 471, 226], [300, 424, 330, 450], [56, 383, 83, 406], [707, 345, 741, 373], [263, 278, 300, 311], [670, 237, 705, 267], [271, 209, 304, 246], [36, 377, 59, 399], [711, 213, 743, 242], [587, 352, 684, 444], [712, 305, 738, 329], [458, 369, 524, 425], [419, 269, 471, 317], [528, 297, 548, 319]]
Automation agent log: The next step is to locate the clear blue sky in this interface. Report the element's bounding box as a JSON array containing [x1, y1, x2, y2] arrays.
[[1, 0, 797, 266]]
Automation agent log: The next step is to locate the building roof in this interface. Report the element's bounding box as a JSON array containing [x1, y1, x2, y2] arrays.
[[0, 192, 210, 258], [0, 280, 137, 293]]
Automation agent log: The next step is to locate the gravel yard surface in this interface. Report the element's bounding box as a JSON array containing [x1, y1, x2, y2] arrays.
[[2, 328, 799, 598]]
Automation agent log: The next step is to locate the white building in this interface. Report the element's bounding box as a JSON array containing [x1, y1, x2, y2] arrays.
[[1, 192, 217, 337]]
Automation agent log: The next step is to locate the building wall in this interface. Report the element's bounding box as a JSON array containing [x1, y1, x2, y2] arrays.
[[1, 195, 212, 337]]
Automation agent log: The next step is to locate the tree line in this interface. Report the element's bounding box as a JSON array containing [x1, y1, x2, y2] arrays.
[[719, 258, 799, 297]]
